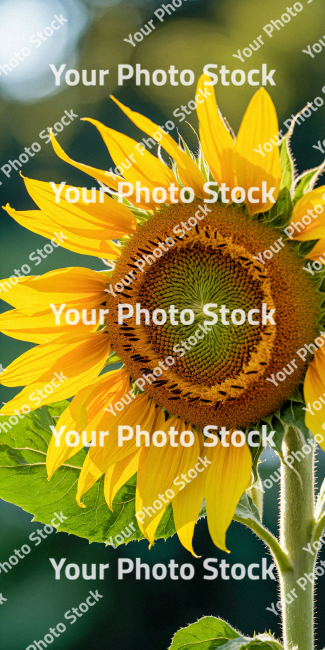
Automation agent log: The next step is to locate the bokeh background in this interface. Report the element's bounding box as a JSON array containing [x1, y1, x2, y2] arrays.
[[1, 0, 325, 647]]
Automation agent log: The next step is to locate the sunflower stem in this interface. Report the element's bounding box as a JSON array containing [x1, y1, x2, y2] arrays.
[[279, 426, 316, 650], [233, 514, 292, 573]]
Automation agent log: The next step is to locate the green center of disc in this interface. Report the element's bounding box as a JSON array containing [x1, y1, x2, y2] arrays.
[[139, 243, 265, 385]]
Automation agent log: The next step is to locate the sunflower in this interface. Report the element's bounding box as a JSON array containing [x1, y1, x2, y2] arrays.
[[1, 74, 325, 556]]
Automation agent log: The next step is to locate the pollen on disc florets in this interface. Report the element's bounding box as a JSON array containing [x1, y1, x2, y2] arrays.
[[106, 200, 320, 430]]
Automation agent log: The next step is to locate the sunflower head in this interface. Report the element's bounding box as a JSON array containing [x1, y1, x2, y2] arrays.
[[1, 75, 325, 554], [107, 199, 320, 430]]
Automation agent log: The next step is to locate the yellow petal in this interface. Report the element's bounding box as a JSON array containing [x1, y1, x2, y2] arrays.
[[196, 74, 236, 190], [172, 436, 212, 556], [83, 118, 176, 209], [205, 442, 252, 552], [136, 445, 151, 539], [69, 367, 130, 429], [135, 407, 167, 544], [46, 401, 85, 479], [290, 186, 325, 241], [76, 394, 156, 506], [0, 275, 36, 308], [46, 368, 130, 479], [85, 393, 156, 472], [23, 177, 137, 238], [104, 449, 141, 511], [111, 96, 207, 199], [140, 417, 200, 546], [304, 347, 325, 452], [0, 332, 110, 414], [0, 267, 107, 312], [3, 204, 121, 260], [0, 306, 102, 343], [50, 132, 122, 190], [235, 88, 281, 215]]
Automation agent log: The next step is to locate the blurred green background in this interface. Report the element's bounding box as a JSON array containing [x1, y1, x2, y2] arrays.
[[1, 0, 325, 647]]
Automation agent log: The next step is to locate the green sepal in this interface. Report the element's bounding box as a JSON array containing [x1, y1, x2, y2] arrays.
[[254, 391, 311, 462], [266, 135, 294, 228], [197, 143, 210, 181], [177, 131, 216, 188], [234, 493, 261, 524], [0, 402, 176, 546], [97, 268, 114, 277], [129, 206, 153, 224], [292, 237, 319, 259], [261, 413, 286, 458], [105, 350, 122, 365], [171, 160, 184, 188], [179, 128, 211, 182], [278, 399, 311, 443], [110, 190, 153, 224], [178, 133, 196, 162], [169, 617, 283, 650], [292, 160, 325, 207], [315, 478, 325, 522], [246, 478, 264, 521], [279, 135, 295, 196], [245, 424, 264, 482]]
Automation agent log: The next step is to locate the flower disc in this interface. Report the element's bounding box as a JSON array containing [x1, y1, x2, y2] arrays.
[[139, 242, 267, 386], [106, 201, 320, 429]]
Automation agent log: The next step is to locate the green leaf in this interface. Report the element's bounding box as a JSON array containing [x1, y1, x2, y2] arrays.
[[169, 618, 282, 650], [222, 635, 283, 650], [293, 161, 325, 207], [197, 499, 207, 520], [198, 487, 262, 527], [0, 402, 176, 545], [220, 639, 251, 650], [234, 493, 261, 524], [169, 617, 240, 650]]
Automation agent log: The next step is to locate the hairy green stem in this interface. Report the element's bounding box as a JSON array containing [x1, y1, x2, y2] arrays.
[[279, 426, 316, 650], [233, 514, 292, 574], [236, 428, 325, 648]]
